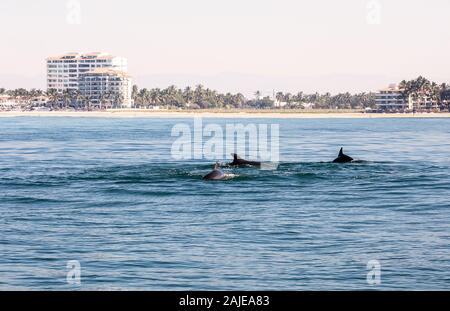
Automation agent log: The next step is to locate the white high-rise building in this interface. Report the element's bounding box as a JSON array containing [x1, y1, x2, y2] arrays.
[[46, 52, 127, 92]]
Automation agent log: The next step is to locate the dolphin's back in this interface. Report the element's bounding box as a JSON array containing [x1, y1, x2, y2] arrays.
[[333, 148, 354, 163], [230, 153, 261, 167], [333, 155, 353, 163], [203, 169, 225, 180]]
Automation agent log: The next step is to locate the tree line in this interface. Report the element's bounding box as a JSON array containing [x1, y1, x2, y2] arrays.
[[399, 76, 449, 103], [1, 76, 449, 111], [131, 85, 376, 110]]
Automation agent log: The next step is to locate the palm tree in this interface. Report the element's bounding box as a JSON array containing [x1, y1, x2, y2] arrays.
[[98, 92, 106, 110], [138, 88, 149, 108], [132, 85, 139, 104], [62, 89, 72, 110], [80, 95, 89, 111], [111, 93, 124, 108], [149, 88, 162, 108], [275, 92, 284, 107], [81, 94, 92, 111], [193, 84, 205, 108], [183, 86, 194, 106], [68, 89, 79, 110], [430, 82, 441, 109], [233, 93, 246, 109], [46, 89, 59, 110], [73, 90, 83, 110]]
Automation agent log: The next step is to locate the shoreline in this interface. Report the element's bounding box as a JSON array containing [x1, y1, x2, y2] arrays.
[[1, 110, 450, 119]]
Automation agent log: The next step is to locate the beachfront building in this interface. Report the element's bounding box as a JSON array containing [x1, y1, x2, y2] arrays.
[[0, 95, 22, 111], [274, 99, 288, 108], [375, 84, 407, 111], [407, 93, 440, 111], [78, 68, 133, 108], [0, 94, 22, 111], [46, 52, 127, 93], [441, 90, 450, 111], [0, 94, 11, 103], [29, 96, 49, 107], [376, 83, 442, 112]]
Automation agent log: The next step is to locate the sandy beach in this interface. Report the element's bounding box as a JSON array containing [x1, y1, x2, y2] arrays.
[[1, 110, 450, 119]]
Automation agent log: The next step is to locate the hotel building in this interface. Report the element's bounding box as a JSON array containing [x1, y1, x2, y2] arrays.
[[46, 52, 131, 107], [78, 68, 133, 108], [407, 94, 439, 111], [376, 84, 440, 111], [375, 84, 407, 111], [46, 52, 127, 91]]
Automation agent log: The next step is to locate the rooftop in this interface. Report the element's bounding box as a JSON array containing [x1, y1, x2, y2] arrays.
[[378, 84, 405, 92], [46, 52, 121, 61]]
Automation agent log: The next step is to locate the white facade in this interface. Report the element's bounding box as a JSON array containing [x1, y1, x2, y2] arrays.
[[407, 94, 439, 111], [376, 84, 441, 111], [30, 96, 49, 106], [78, 68, 133, 108], [0, 100, 21, 110], [0, 94, 11, 103], [274, 99, 288, 108], [46, 52, 127, 92], [375, 84, 408, 111]]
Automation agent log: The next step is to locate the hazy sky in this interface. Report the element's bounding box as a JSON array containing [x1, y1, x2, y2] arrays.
[[1, 0, 450, 96]]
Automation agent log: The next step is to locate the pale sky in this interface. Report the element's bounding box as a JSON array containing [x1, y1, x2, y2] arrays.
[[1, 0, 450, 96]]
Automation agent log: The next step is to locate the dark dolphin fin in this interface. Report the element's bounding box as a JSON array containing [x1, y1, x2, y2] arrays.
[[339, 148, 344, 156], [231, 153, 243, 160]]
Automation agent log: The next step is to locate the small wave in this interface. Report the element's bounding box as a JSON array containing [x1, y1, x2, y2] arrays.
[[1, 196, 73, 204], [223, 173, 239, 180]]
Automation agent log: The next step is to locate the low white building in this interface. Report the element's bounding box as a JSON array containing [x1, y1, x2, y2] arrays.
[[407, 93, 439, 111], [0, 94, 12, 103], [274, 99, 288, 108], [376, 84, 441, 111], [375, 84, 407, 111], [30, 96, 49, 107], [301, 102, 315, 109], [0, 100, 21, 110]]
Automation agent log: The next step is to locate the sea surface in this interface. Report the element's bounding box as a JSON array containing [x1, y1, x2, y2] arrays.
[[0, 116, 449, 290]]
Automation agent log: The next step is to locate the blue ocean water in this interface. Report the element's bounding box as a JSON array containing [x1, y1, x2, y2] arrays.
[[0, 116, 449, 290]]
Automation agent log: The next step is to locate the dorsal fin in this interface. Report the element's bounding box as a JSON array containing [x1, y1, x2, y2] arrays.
[[232, 153, 242, 161], [214, 162, 219, 169], [339, 148, 344, 156]]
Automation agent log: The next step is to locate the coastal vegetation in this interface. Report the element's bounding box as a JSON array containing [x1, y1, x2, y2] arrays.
[[1, 76, 449, 111], [399, 76, 449, 104], [130, 85, 377, 110], [0, 85, 377, 111]]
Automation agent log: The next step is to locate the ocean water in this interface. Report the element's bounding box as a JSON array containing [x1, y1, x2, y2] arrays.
[[0, 116, 449, 290]]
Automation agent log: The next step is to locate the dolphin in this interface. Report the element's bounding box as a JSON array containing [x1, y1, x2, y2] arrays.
[[203, 163, 226, 180], [333, 148, 354, 163], [229, 153, 261, 168]]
